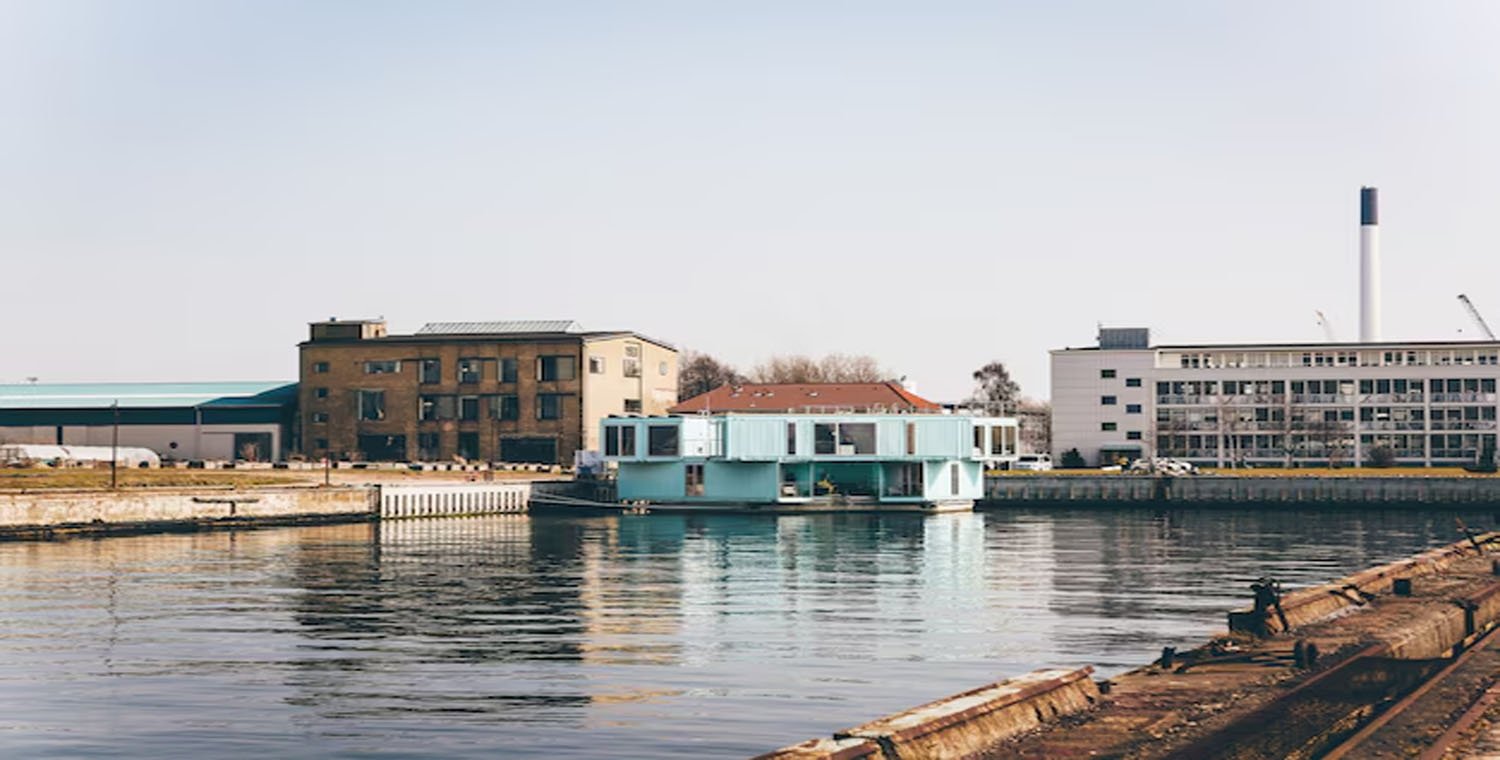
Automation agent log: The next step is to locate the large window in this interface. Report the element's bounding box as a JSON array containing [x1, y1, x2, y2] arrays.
[[419, 395, 456, 421], [417, 433, 440, 460], [624, 399, 642, 413], [623, 358, 641, 378], [499, 358, 518, 384], [604, 425, 637, 457], [459, 395, 480, 421], [589, 356, 605, 374], [419, 359, 441, 384], [364, 360, 400, 375], [457, 432, 480, 461], [813, 422, 876, 455], [358, 390, 386, 421], [537, 394, 565, 420], [538, 355, 577, 381], [492, 395, 519, 421], [648, 425, 679, 456], [458, 359, 482, 384]]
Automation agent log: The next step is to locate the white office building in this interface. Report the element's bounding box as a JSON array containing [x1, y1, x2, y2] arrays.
[[1052, 328, 1500, 468]]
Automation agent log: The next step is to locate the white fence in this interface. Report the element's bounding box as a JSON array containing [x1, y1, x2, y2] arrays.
[[378, 483, 531, 519]]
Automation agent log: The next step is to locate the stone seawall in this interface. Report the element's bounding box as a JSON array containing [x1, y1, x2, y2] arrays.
[[0, 486, 377, 539], [986, 474, 1500, 505]]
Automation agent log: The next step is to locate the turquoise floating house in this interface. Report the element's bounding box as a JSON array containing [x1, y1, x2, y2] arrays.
[[601, 413, 1018, 512]]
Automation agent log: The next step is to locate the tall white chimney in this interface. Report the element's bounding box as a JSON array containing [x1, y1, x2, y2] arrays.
[[1359, 186, 1381, 342]]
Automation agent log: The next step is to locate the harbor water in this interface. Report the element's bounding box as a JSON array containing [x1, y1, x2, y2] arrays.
[[0, 508, 1493, 758]]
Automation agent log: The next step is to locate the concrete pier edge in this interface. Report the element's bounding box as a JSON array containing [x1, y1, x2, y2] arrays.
[[754, 667, 1099, 760]]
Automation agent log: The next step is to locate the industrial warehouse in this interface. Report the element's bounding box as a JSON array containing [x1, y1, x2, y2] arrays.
[[0, 381, 297, 462], [1052, 188, 1500, 468]]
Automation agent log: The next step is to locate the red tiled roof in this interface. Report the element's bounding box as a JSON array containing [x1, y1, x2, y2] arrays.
[[670, 382, 941, 414]]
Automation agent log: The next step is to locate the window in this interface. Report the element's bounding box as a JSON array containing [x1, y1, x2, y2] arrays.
[[623, 399, 642, 413], [659, 361, 669, 376], [589, 356, 605, 374], [313, 362, 329, 374], [459, 395, 480, 421], [1126, 404, 1142, 414], [1126, 431, 1142, 440], [787, 422, 798, 455], [458, 359, 482, 384], [1125, 378, 1141, 388], [685, 463, 705, 496], [314, 387, 328, 399], [813, 422, 876, 455], [625, 344, 641, 358], [906, 422, 917, 455], [314, 437, 328, 450], [950, 463, 960, 495], [623, 358, 641, 378], [492, 395, 519, 421], [419, 395, 456, 421], [358, 390, 385, 420], [648, 425, 679, 456], [605, 425, 637, 456], [1101, 369, 1116, 379], [499, 358, 518, 384], [419, 359, 441, 384], [311, 412, 329, 423], [364, 360, 400, 374], [417, 433, 440, 461], [457, 432, 480, 461], [1101, 422, 1117, 431], [1101, 395, 1117, 405], [538, 355, 576, 381], [537, 394, 565, 420]]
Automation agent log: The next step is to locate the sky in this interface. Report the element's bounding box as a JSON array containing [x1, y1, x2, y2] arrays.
[[4, 1, 1500, 401]]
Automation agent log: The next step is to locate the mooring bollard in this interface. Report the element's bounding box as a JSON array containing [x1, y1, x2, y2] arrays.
[[1393, 577, 1413, 596], [1159, 647, 1176, 669]]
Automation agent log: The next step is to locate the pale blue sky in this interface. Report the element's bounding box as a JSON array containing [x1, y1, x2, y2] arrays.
[[4, 1, 1500, 400]]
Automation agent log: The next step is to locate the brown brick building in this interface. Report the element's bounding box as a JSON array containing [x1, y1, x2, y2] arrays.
[[298, 319, 677, 464]]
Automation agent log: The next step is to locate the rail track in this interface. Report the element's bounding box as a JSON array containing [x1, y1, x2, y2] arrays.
[[1158, 587, 1500, 760]]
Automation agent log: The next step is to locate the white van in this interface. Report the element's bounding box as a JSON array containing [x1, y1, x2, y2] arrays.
[[1013, 454, 1053, 472]]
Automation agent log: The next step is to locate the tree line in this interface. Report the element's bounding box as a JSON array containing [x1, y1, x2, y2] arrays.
[[677, 351, 1051, 453]]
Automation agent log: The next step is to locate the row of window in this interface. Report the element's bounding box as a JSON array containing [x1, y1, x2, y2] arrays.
[[341, 391, 570, 422], [605, 421, 1013, 459], [1170, 349, 1500, 370], [310, 353, 673, 382], [1099, 396, 1143, 413], [1099, 369, 1144, 387], [1098, 421, 1143, 440], [1155, 378, 1500, 396]]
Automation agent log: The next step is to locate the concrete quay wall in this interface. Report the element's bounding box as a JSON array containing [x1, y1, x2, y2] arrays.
[[986, 474, 1500, 505], [0, 486, 377, 539]]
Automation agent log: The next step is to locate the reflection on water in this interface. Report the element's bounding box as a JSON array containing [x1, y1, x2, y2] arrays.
[[0, 508, 1491, 758]]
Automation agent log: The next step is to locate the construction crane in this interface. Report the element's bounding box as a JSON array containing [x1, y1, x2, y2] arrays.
[[1315, 310, 1338, 342], [1458, 294, 1497, 340]]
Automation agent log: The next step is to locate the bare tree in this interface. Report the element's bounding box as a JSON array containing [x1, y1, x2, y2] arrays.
[[1016, 398, 1051, 455], [750, 354, 894, 384], [678, 351, 744, 400], [968, 361, 1021, 416]]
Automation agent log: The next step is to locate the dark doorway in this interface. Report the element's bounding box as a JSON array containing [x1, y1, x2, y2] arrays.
[[500, 437, 557, 464], [233, 433, 274, 462], [358, 434, 407, 461]]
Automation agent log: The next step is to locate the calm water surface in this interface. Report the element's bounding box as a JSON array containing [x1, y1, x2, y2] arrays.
[[0, 508, 1494, 758]]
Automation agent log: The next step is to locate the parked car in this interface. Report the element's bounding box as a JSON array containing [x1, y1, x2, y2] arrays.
[[1129, 457, 1198, 475], [1013, 454, 1053, 472]]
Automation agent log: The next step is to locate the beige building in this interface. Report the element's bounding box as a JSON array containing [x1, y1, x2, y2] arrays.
[[299, 319, 677, 464]]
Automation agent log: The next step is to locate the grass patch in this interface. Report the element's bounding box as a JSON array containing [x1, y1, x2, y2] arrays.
[[0, 468, 304, 491]]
